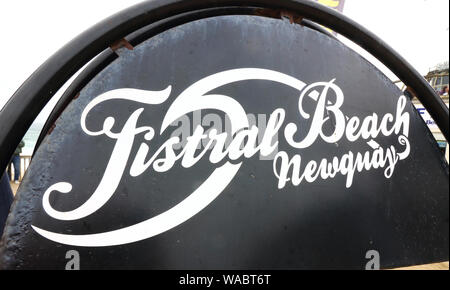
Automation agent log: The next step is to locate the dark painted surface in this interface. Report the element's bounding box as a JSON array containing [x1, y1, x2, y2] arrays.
[[0, 173, 13, 238], [1, 16, 448, 269]]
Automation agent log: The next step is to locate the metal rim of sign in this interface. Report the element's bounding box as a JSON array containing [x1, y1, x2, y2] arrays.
[[0, 0, 448, 174]]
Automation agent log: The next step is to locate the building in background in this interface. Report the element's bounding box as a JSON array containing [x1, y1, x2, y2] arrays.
[[425, 65, 449, 94], [395, 63, 449, 161], [421, 64, 449, 160]]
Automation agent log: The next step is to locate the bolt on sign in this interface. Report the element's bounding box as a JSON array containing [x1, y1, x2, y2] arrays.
[[0, 1, 448, 270]]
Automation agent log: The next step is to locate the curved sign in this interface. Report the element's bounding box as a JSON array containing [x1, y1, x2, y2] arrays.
[[1, 15, 448, 270]]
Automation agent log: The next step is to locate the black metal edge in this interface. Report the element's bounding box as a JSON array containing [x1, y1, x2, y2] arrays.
[[300, 19, 336, 39], [32, 50, 117, 156], [33, 6, 338, 154], [0, 0, 448, 174]]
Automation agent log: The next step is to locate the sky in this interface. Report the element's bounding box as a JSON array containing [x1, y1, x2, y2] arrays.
[[0, 0, 449, 124]]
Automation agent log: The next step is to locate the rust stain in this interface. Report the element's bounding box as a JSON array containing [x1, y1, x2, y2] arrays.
[[254, 9, 303, 24], [47, 123, 56, 136], [280, 10, 303, 24], [110, 38, 134, 52], [405, 86, 418, 99]]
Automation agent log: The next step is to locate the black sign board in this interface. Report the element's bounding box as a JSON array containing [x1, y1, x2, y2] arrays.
[[0, 15, 448, 269]]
